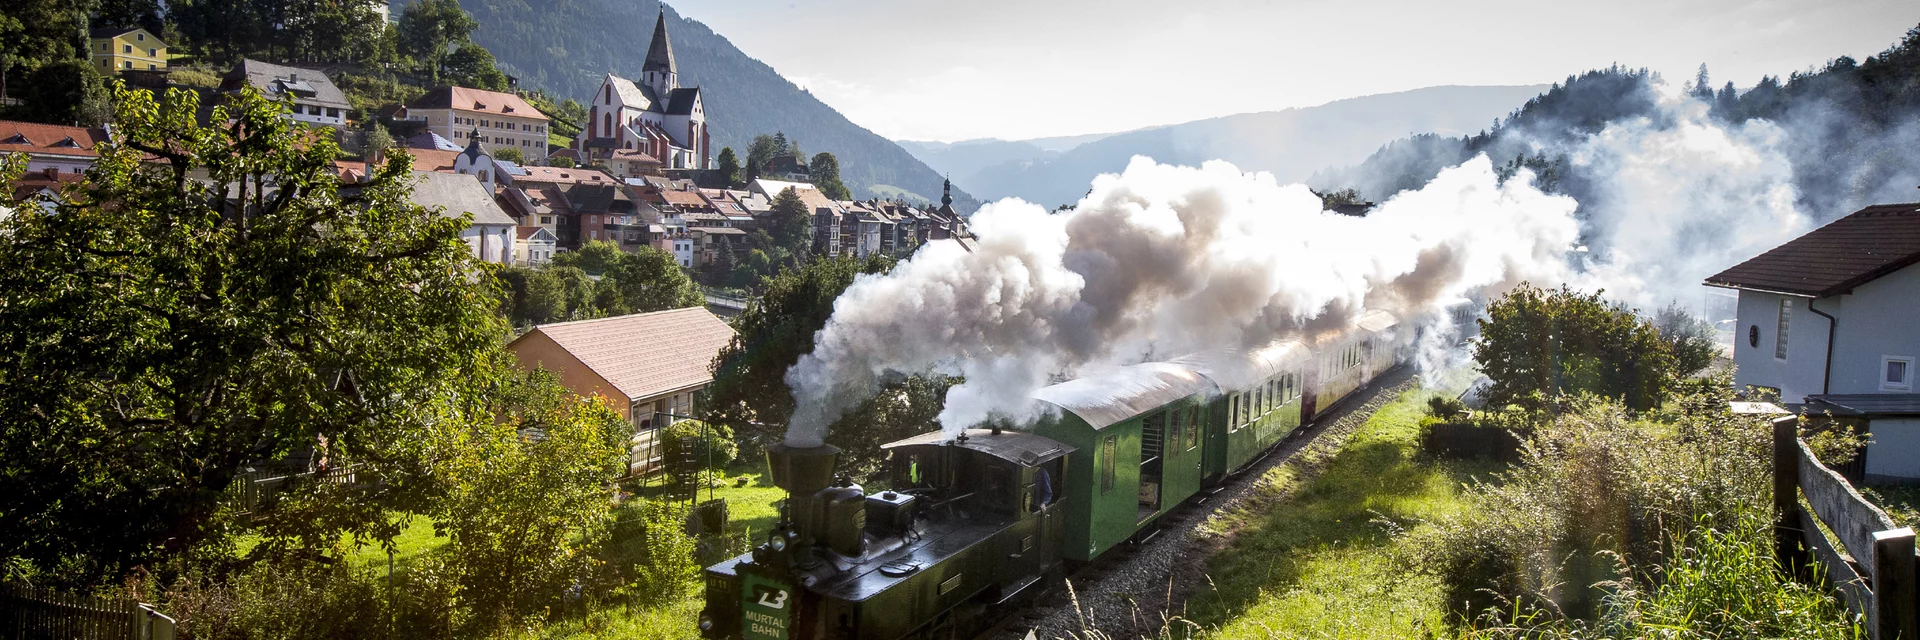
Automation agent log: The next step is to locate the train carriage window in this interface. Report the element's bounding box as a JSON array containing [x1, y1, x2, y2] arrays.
[[1100, 435, 1117, 494], [1252, 386, 1262, 418], [1187, 405, 1199, 450], [1168, 408, 1181, 457]]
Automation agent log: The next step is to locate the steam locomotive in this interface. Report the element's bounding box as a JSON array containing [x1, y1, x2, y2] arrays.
[[700, 310, 1412, 640]]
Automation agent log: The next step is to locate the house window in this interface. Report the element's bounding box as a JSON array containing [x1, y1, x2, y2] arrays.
[[1775, 298, 1792, 360], [123, 61, 132, 69], [1885, 357, 1914, 392], [1100, 435, 1116, 494], [148, 48, 156, 57], [327, 108, 340, 118], [137, 33, 145, 41], [148, 64, 157, 70], [123, 44, 132, 53]]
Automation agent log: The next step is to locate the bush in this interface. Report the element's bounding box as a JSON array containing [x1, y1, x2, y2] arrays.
[[1427, 395, 1469, 421], [591, 500, 699, 607], [1406, 378, 1859, 636], [663, 420, 738, 474]]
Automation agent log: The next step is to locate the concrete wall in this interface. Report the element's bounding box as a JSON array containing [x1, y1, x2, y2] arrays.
[[508, 330, 631, 419], [1731, 289, 1830, 402], [1867, 418, 1920, 480], [1825, 264, 1920, 395]]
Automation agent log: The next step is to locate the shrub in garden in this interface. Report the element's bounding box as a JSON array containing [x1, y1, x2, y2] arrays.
[[663, 419, 739, 474]]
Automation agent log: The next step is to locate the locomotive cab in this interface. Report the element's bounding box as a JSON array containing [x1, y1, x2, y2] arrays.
[[701, 430, 1073, 640]]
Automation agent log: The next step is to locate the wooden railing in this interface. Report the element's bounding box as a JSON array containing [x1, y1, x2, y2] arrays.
[[1, 581, 175, 640], [1773, 416, 1918, 640]]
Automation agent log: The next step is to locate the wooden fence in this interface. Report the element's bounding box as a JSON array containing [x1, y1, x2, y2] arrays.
[[1, 582, 175, 640], [226, 464, 360, 515], [1773, 416, 1918, 640]]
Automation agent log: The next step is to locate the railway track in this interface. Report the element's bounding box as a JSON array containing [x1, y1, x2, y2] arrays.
[[985, 366, 1421, 640]]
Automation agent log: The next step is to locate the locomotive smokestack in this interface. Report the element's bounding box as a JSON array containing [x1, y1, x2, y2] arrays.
[[766, 442, 840, 496]]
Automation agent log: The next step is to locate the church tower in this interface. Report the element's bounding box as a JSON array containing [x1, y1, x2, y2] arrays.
[[641, 11, 678, 97]]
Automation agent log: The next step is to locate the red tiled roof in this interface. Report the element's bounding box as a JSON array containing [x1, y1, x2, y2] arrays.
[[659, 189, 708, 208], [11, 171, 88, 199], [0, 120, 108, 158], [512, 307, 736, 401], [1706, 203, 1920, 297]]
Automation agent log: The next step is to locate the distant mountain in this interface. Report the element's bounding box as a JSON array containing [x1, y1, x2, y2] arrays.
[[446, 0, 979, 210], [910, 85, 1548, 208]]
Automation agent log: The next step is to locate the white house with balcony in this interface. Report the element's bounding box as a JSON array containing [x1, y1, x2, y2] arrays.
[[1707, 202, 1920, 482]]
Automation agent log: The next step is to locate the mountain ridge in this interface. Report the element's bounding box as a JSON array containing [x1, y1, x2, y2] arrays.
[[902, 84, 1550, 208]]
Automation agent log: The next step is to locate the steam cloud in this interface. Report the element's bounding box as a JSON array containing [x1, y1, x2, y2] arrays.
[[782, 86, 1822, 448]]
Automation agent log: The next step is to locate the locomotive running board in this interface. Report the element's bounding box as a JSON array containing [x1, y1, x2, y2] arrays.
[[994, 574, 1046, 605]]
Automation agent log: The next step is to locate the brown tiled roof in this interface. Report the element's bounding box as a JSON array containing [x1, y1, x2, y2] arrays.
[[0, 120, 108, 158], [659, 189, 708, 208], [512, 307, 736, 401], [410, 86, 547, 121], [1706, 203, 1920, 297], [514, 166, 617, 185], [403, 148, 460, 172]]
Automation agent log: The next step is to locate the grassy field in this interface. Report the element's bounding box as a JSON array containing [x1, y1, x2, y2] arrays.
[[1186, 384, 1500, 639]]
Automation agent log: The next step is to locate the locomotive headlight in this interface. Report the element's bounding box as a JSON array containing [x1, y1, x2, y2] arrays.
[[768, 532, 788, 551], [698, 613, 714, 631]]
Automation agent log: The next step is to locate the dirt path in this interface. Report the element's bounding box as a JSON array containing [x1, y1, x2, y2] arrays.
[[990, 367, 1421, 640]]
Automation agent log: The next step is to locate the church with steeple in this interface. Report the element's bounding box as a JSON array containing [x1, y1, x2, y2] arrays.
[[575, 11, 710, 170]]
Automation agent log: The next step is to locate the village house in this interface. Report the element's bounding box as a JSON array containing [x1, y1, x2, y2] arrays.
[[506, 307, 737, 474], [221, 60, 350, 128], [516, 226, 557, 265], [576, 13, 710, 171], [406, 86, 551, 160], [0, 120, 109, 175], [408, 171, 517, 264], [1707, 202, 1920, 482], [89, 27, 167, 72]]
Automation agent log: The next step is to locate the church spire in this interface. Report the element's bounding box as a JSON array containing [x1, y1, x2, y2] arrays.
[[941, 176, 954, 208], [643, 11, 677, 77]]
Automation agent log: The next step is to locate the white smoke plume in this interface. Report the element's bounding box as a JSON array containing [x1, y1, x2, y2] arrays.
[[1560, 86, 1813, 310], [782, 156, 1580, 447], [783, 83, 1828, 448]]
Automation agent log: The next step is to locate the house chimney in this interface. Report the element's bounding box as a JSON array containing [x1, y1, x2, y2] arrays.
[[289, 73, 298, 83], [43, 167, 59, 180]]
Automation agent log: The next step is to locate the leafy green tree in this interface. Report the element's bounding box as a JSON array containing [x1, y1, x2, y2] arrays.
[[497, 264, 566, 327], [397, 0, 479, 85], [703, 254, 900, 452], [601, 246, 704, 314], [0, 86, 506, 577], [0, 0, 90, 99], [1652, 302, 1719, 377], [550, 238, 624, 275], [1474, 284, 1678, 413], [743, 133, 783, 184], [363, 123, 395, 161], [548, 155, 576, 168], [492, 145, 524, 164], [91, 0, 164, 36], [20, 59, 110, 126], [427, 366, 626, 629], [809, 151, 851, 200], [442, 41, 508, 91], [767, 187, 812, 255], [715, 146, 740, 188]]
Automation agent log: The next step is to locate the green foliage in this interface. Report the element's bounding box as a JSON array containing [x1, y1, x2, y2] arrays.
[[443, 41, 509, 91], [334, 71, 428, 120], [1426, 395, 1469, 422], [171, 0, 386, 64], [501, 241, 701, 327], [0, 0, 90, 104], [662, 420, 738, 474], [493, 145, 525, 164], [20, 60, 111, 126], [166, 66, 224, 89], [548, 155, 576, 168], [0, 86, 504, 580], [766, 187, 812, 254], [808, 152, 850, 200], [398, 0, 480, 85], [364, 124, 397, 161], [715, 147, 741, 188], [1651, 301, 1719, 377], [428, 367, 626, 629], [1474, 284, 1678, 413], [703, 254, 911, 465]]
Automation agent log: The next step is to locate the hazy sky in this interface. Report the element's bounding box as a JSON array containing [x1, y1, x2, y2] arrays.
[[670, 0, 1916, 143]]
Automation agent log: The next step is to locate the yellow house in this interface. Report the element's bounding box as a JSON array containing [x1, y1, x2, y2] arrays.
[[88, 27, 168, 73]]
